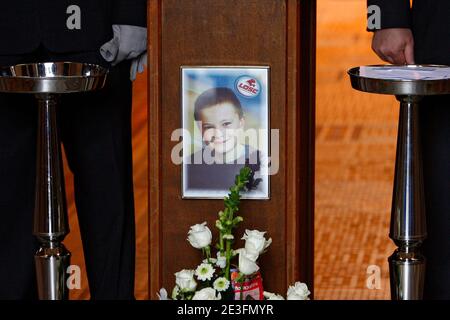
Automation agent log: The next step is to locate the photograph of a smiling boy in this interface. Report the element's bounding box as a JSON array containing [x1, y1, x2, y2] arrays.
[[184, 87, 266, 194]]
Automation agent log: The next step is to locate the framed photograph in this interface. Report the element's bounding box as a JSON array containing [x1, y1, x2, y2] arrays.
[[181, 66, 270, 199]]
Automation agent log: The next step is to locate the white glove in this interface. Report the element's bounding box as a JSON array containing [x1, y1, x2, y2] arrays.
[[100, 24, 147, 81], [130, 52, 147, 81]]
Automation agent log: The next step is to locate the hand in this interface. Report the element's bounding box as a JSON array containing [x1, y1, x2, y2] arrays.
[[100, 25, 147, 66], [371, 28, 415, 65], [130, 52, 147, 81]]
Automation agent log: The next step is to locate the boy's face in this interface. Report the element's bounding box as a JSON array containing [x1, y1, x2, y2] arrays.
[[198, 102, 244, 155]]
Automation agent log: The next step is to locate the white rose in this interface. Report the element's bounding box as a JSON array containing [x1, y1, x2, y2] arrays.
[[216, 252, 227, 269], [192, 287, 221, 300], [287, 282, 310, 300], [237, 248, 260, 275], [242, 229, 272, 256], [174, 269, 197, 292], [187, 222, 212, 249], [263, 291, 285, 300]]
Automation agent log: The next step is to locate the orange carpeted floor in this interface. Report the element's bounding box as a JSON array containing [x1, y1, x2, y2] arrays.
[[65, 0, 400, 300], [314, 0, 398, 300]]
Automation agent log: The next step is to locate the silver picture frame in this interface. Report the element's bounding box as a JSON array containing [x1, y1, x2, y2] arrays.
[[180, 66, 271, 200]]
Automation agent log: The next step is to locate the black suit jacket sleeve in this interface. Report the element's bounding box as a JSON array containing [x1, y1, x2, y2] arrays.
[[113, 0, 148, 27], [368, 0, 412, 30]]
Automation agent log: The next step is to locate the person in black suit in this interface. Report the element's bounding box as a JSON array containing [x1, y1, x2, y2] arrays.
[[368, 0, 450, 300], [0, 1, 147, 299]]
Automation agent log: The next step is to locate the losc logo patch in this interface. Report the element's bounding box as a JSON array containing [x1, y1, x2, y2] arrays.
[[235, 76, 261, 98]]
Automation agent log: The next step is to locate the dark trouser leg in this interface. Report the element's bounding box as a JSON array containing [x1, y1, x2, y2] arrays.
[[421, 95, 450, 300], [0, 93, 38, 300], [59, 61, 135, 299]]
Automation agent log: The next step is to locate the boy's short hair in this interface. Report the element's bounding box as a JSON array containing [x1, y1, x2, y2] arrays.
[[194, 87, 244, 121]]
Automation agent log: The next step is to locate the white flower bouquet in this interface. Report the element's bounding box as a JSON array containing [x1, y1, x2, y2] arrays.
[[160, 166, 310, 301]]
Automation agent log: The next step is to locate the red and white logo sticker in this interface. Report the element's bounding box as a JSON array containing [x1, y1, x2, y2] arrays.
[[236, 76, 261, 98]]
